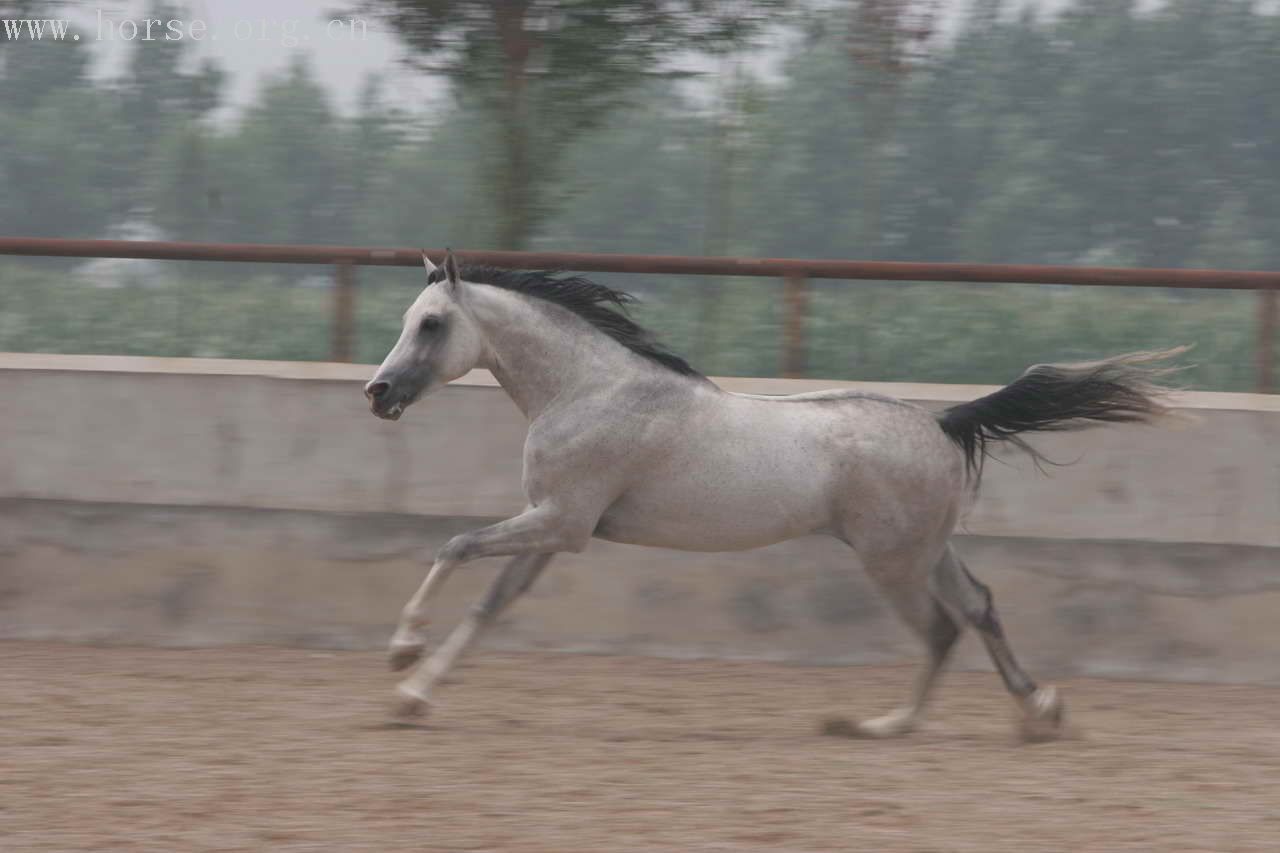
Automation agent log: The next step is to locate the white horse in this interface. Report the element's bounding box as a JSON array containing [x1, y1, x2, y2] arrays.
[[365, 250, 1178, 739]]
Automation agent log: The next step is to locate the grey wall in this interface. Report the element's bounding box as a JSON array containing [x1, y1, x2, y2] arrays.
[[2, 354, 1278, 683]]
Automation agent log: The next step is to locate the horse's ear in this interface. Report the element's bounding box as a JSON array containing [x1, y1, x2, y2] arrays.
[[443, 248, 461, 289], [421, 250, 437, 275]]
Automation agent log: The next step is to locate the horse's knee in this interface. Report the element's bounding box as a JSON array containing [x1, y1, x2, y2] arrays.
[[436, 534, 475, 564]]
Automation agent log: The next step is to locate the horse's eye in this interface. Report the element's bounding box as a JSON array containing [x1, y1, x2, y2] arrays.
[[419, 315, 442, 334]]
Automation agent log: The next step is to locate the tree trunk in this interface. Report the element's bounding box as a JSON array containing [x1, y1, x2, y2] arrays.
[[493, 1, 533, 250], [695, 80, 732, 369]]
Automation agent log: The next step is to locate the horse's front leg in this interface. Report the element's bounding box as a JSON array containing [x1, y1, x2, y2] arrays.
[[388, 504, 592, 712], [389, 552, 553, 720]]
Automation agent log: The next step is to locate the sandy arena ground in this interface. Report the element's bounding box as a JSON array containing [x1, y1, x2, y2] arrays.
[[3, 641, 1278, 852]]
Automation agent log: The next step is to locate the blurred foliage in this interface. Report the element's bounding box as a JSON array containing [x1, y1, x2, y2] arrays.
[[0, 0, 1277, 388], [0, 261, 421, 364], [1, 261, 1265, 390], [355, 0, 787, 248]]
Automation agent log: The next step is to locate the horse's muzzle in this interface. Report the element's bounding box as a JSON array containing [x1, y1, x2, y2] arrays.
[[364, 379, 404, 420]]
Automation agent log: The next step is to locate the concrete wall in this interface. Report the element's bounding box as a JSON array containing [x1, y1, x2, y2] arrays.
[[2, 354, 1278, 683]]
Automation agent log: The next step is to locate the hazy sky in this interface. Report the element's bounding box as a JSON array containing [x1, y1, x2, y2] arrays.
[[71, 0, 443, 117], [64, 0, 1191, 120]]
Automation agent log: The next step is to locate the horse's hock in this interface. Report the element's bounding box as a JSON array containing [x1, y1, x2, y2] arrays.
[[1, 353, 1277, 685]]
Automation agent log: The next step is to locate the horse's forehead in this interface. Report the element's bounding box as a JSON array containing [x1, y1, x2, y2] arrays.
[[407, 284, 453, 316]]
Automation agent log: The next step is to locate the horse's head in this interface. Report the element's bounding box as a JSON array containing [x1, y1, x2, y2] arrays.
[[364, 249, 486, 420]]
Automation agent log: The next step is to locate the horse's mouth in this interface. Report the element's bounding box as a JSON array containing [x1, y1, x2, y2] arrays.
[[372, 401, 404, 421]]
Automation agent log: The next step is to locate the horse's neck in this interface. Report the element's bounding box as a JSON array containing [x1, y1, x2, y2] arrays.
[[469, 285, 641, 420]]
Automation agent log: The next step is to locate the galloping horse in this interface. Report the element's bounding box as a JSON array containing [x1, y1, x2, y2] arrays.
[[365, 250, 1179, 739]]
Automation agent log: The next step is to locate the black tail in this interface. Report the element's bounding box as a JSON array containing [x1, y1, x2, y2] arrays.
[[938, 348, 1186, 479]]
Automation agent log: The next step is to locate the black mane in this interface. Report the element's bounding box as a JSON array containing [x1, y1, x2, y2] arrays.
[[430, 265, 705, 379]]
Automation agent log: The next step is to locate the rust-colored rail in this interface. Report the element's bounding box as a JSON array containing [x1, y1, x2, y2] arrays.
[[3, 236, 1280, 289], [1, 236, 1277, 389]]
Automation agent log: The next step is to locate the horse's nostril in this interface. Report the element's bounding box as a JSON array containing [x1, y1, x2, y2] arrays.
[[365, 380, 390, 400]]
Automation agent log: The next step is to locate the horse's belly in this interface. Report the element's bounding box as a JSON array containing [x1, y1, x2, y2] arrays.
[[593, 480, 830, 552]]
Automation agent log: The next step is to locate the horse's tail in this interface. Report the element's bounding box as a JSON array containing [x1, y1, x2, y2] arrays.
[[937, 347, 1187, 479]]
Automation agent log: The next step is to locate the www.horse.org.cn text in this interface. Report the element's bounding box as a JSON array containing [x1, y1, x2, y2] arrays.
[[2, 11, 370, 46]]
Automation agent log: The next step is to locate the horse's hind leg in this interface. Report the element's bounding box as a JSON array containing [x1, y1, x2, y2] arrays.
[[838, 597, 961, 738], [822, 543, 963, 739], [930, 544, 1065, 740]]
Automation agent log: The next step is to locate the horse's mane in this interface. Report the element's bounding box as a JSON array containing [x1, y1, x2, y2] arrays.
[[429, 265, 706, 380]]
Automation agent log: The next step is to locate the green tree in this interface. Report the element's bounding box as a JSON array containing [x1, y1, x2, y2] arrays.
[[115, 2, 224, 219], [358, 0, 782, 249], [346, 74, 410, 243], [208, 57, 344, 245], [0, 22, 128, 236]]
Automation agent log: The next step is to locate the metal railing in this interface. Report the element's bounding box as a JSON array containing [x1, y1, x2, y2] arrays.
[[2, 236, 1277, 391]]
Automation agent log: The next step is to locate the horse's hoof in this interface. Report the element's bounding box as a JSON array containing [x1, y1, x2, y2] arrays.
[[387, 642, 425, 672], [1019, 685, 1065, 743], [852, 707, 917, 739], [392, 685, 432, 720], [819, 708, 916, 739]]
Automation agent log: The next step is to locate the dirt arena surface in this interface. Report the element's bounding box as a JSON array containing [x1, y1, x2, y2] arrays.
[[3, 642, 1279, 852]]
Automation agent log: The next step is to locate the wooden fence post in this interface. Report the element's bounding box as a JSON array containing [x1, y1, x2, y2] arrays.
[[782, 274, 809, 379], [1257, 289, 1277, 394], [331, 261, 356, 362]]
